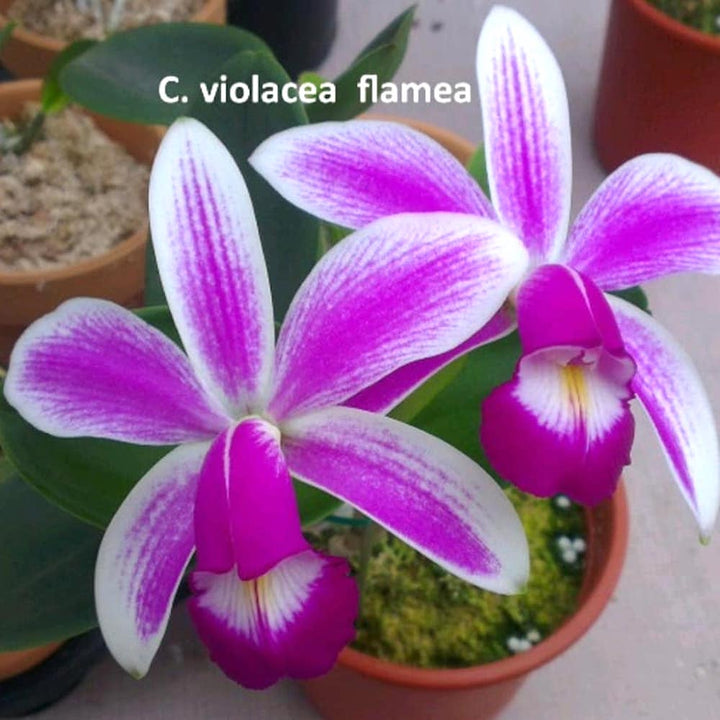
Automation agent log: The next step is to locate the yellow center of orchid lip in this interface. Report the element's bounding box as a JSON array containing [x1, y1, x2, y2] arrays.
[[562, 364, 588, 414]]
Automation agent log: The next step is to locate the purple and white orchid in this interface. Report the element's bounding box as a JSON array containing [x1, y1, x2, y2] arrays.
[[249, 5, 720, 539], [4, 118, 531, 688]]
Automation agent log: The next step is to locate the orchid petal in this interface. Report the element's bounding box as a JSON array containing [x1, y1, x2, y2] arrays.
[[249, 120, 495, 229], [283, 407, 529, 594], [564, 154, 720, 289], [95, 442, 209, 678], [4, 298, 229, 444], [269, 213, 529, 420], [609, 296, 720, 538], [344, 308, 516, 415], [150, 118, 275, 416], [194, 418, 307, 580], [189, 550, 357, 689], [481, 266, 636, 504], [477, 5, 572, 263]]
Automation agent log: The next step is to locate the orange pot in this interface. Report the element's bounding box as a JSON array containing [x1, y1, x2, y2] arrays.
[[303, 486, 629, 720], [0, 0, 227, 79], [594, 0, 720, 173], [0, 642, 62, 682], [0, 79, 161, 365]]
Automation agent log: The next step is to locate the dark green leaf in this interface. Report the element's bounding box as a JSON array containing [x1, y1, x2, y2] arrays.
[[466, 143, 491, 197], [411, 333, 522, 481], [0, 20, 16, 55], [610, 286, 650, 314], [188, 50, 319, 318], [0, 473, 101, 650], [306, 6, 415, 122], [60, 23, 271, 124], [143, 237, 167, 307], [42, 40, 96, 115]]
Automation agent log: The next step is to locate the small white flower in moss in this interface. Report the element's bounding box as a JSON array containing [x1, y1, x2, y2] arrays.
[[561, 548, 577, 563], [572, 537, 586, 553], [557, 535, 572, 550], [507, 635, 534, 653], [553, 494, 572, 509], [526, 629, 541, 644]]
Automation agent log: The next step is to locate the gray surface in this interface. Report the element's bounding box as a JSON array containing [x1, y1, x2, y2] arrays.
[[39, 1, 720, 718]]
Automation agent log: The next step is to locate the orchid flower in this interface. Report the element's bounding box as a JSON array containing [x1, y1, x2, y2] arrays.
[[3, 118, 530, 688], [249, 5, 720, 539]]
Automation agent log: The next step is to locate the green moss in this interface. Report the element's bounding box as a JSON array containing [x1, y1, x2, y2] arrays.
[[308, 487, 585, 668], [648, 0, 720, 34]]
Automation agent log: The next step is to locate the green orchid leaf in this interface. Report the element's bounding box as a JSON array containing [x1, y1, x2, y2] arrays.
[[410, 333, 522, 481], [0, 472, 101, 650], [59, 23, 272, 124], [0, 20, 17, 55], [466, 143, 491, 197], [610, 286, 650, 314], [42, 39, 96, 115], [188, 50, 319, 318], [306, 6, 415, 122]]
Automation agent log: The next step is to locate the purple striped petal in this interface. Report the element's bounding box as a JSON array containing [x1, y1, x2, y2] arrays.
[[95, 442, 209, 678], [4, 298, 229, 444], [194, 418, 307, 580], [269, 213, 529, 420], [344, 308, 516, 415], [477, 6, 572, 263], [282, 407, 529, 594], [564, 154, 720, 290], [481, 266, 636, 504], [249, 120, 495, 229], [609, 296, 720, 538], [150, 118, 275, 416], [189, 549, 357, 689]]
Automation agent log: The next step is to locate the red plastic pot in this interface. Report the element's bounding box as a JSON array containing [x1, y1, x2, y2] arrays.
[[303, 486, 628, 720], [594, 0, 720, 173]]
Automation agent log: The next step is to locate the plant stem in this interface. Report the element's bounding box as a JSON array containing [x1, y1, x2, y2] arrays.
[[10, 111, 45, 155]]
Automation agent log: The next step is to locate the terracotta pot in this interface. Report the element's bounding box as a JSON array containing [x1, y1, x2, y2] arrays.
[[304, 487, 629, 720], [594, 0, 720, 173], [0, 643, 61, 682], [0, 629, 106, 717], [0, 0, 227, 79], [0, 79, 160, 365]]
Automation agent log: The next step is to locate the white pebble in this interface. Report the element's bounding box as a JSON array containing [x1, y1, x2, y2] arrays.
[[557, 536, 572, 550], [527, 629, 541, 643], [562, 549, 577, 564], [555, 495, 571, 508], [517, 639, 532, 652]]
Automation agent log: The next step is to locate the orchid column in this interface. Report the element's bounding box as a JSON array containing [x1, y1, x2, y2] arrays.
[[250, 5, 720, 540], [4, 118, 531, 688]]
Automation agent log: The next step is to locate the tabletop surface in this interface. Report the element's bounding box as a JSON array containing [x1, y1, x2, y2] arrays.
[[37, 1, 720, 718]]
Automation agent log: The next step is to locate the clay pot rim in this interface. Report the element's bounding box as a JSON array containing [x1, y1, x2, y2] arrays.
[[628, 0, 720, 53], [337, 484, 629, 690], [0, 78, 150, 285], [0, 0, 225, 52]]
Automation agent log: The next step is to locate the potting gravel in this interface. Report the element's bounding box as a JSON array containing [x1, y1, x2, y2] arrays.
[[0, 105, 148, 272], [8, 0, 204, 41]]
